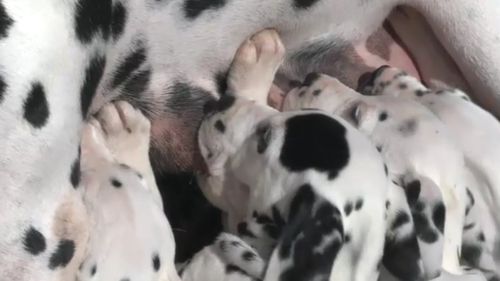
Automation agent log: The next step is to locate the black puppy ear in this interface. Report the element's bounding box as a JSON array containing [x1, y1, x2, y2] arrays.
[[256, 123, 272, 154]]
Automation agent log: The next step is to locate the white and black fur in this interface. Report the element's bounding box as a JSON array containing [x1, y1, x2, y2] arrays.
[[1, 0, 500, 280]]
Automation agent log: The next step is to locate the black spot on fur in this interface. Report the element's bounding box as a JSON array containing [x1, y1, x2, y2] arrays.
[[80, 55, 106, 118], [379, 111, 388, 121], [184, 0, 227, 19], [344, 233, 351, 243], [392, 212, 410, 230], [74, 0, 112, 43], [90, 264, 97, 276], [49, 240, 75, 269], [215, 70, 229, 95], [478, 232, 485, 242], [120, 278, 130, 281], [405, 180, 421, 206], [203, 94, 234, 116], [415, 89, 430, 97], [384, 163, 388, 176], [463, 223, 475, 231], [0, 74, 6, 103], [23, 82, 50, 128], [354, 198, 363, 211], [383, 233, 423, 281], [344, 202, 353, 216], [413, 212, 438, 243], [312, 89, 321, 96], [302, 72, 320, 87], [298, 90, 306, 97], [70, 148, 81, 188], [23, 227, 46, 255], [111, 2, 127, 40], [294, 0, 321, 9], [237, 222, 256, 238], [0, 1, 13, 39], [399, 119, 418, 136], [214, 120, 225, 133], [461, 243, 481, 268], [242, 250, 256, 261], [112, 44, 147, 88], [432, 203, 445, 234], [153, 253, 161, 271], [111, 178, 122, 188], [398, 83, 408, 90], [280, 113, 349, 179], [386, 201, 390, 209], [376, 145, 382, 152], [279, 184, 343, 281]]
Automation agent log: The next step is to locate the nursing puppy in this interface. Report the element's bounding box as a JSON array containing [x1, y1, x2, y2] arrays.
[[283, 74, 470, 276], [363, 66, 500, 279]]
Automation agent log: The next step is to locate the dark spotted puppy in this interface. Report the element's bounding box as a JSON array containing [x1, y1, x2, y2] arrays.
[[282, 74, 470, 276], [226, 110, 389, 281], [77, 101, 180, 281], [364, 67, 500, 279]]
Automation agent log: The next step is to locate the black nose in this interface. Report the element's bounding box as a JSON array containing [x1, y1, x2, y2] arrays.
[[357, 65, 390, 94], [203, 95, 236, 115]]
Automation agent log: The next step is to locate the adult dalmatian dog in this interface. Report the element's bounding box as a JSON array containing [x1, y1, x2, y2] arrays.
[[1, 0, 500, 280]]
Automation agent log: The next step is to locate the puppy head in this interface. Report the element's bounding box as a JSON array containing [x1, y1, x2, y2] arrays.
[[198, 95, 275, 176], [283, 74, 361, 114], [230, 110, 352, 210], [361, 66, 430, 99]]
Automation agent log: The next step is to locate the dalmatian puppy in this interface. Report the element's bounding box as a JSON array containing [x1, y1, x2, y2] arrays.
[[282, 74, 470, 276], [77, 101, 180, 281], [224, 109, 389, 281], [179, 233, 265, 281], [196, 29, 283, 234], [362, 66, 500, 279], [2, 0, 500, 279]]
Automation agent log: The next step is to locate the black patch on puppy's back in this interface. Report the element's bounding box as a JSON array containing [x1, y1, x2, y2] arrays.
[[70, 147, 81, 188], [383, 233, 423, 281], [280, 113, 349, 179], [74, 0, 112, 43], [279, 184, 344, 281], [183, 0, 227, 19]]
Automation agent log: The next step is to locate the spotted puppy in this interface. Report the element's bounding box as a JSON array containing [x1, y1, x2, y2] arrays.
[[197, 29, 284, 234], [283, 74, 470, 276], [179, 233, 265, 281], [363, 66, 500, 280], [78, 101, 180, 281], [219, 109, 389, 281]]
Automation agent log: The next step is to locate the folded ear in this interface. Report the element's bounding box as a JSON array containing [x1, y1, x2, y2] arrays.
[[347, 99, 379, 133]]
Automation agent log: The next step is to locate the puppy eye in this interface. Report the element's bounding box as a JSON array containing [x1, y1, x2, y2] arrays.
[[256, 124, 272, 154]]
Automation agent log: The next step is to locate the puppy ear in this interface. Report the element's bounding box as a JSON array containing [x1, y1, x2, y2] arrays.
[[256, 123, 272, 154], [348, 100, 377, 130]]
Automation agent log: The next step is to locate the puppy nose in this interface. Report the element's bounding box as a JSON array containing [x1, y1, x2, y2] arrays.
[[357, 65, 390, 94]]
